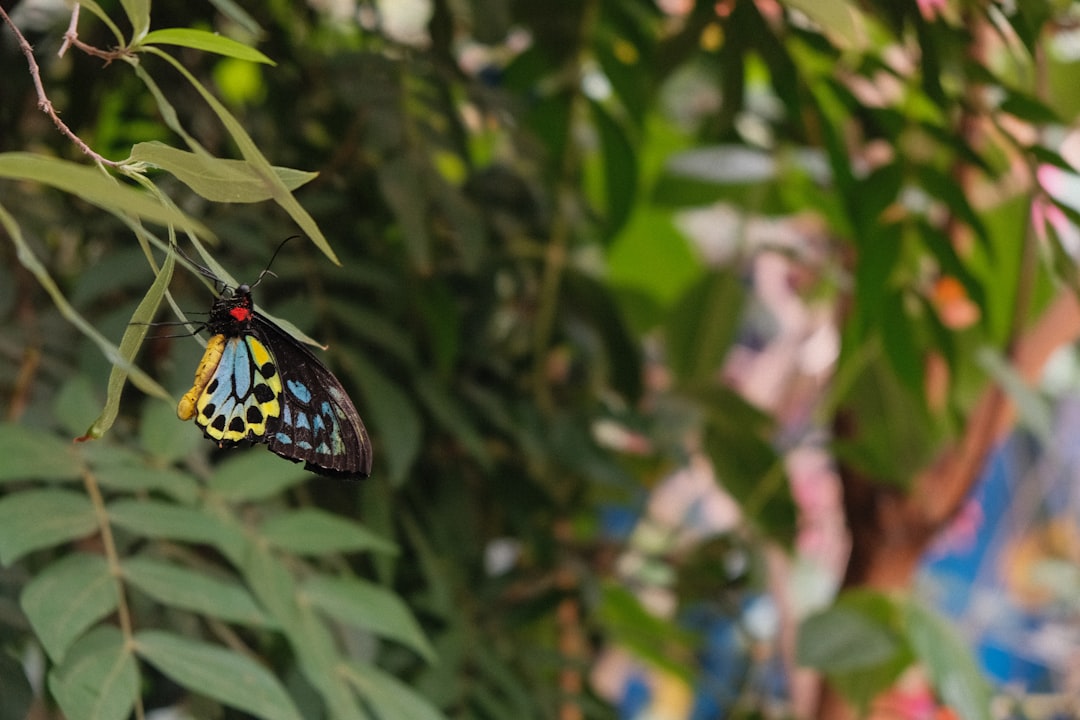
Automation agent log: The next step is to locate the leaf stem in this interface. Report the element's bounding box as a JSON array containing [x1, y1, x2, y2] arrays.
[[81, 465, 146, 720], [529, 0, 601, 414]]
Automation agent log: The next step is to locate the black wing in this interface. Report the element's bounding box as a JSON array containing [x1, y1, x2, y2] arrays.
[[252, 314, 372, 478]]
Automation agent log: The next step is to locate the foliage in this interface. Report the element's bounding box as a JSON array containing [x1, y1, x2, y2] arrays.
[[0, 0, 1077, 719]]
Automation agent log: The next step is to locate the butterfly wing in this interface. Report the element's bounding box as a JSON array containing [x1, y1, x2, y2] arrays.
[[182, 333, 283, 446], [251, 314, 372, 478]]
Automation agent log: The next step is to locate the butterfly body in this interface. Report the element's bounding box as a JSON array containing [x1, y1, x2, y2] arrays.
[[179, 284, 372, 478]]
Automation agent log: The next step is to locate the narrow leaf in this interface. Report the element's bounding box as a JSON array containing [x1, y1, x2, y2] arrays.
[[119, 0, 150, 41], [138, 28, 276, 65], [0, 154, 208, 236], [302, 574, 435, 662], [136, 631, 302, 720], [906, 603, 993, 720], [83, 250, 174, 439], [342, 662, 446, 720], [48, 626, 138, 720], [260, 509, 397, 556], [128, 142, 316, 202], [0, 203, 171, 403], [122, 556, 272, 627], [140, 48, 338, 264], [0, 490, 97, 566], [21, 554, 119, 663]]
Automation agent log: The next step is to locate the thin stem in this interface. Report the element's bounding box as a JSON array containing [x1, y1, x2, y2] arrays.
[[81, 465, 146, 720], [0, 3, 122, 166], [529, 0, 601, 414]]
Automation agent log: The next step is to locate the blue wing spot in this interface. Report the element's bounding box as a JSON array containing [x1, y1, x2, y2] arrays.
[[313, 414, 326, 432], [275, 432, 293, 444], [282, 404, 292, 425], [296, 413, 310, 430], [297, 440, 313, 450], [321, 401, 333, 415], [316, 442, 331, 454], [287, 379, 312, 403]]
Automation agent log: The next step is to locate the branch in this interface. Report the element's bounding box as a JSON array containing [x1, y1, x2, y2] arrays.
[[0, 3, 122, 166]]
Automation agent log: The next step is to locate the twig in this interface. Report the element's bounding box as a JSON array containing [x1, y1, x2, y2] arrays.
[[0, 3, 122, 166]]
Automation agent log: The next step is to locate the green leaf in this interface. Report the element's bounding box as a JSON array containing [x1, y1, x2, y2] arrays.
[[93, 464, 200, 505], [260, 508, 397, 556], [302, 574, 435, 662], [797, 604, 900, 673], [139, 398, 200, 464], [781, 0, 863, 50], [595, 583, 695, 683], [414, 374, 491, 470], [341, 662, 446, 720], [0, 203, 171, 403], [588, 99, 637, 241], [0, 423, 81, 481], [343, 353, 421, 486], [797, 590, 914, 712], [127, 142, 317, 203], [21, 554, 119, 662], [977, 347, 1052, 442], [48, 626, 138, 720], [0, 490, 97, 566], [665, 270, 744, 389], [122, 556, 272, 627], [906, 603, 993, 720], [84, 250, 174, 440], [107, 500, 245, 562], [139, 48, 339, 264], [138, 29, 276, 65], [119, 0, 150, 41], [206, 451, 310, 501], [0, 154, 208, 237], [136, 630, 302, 720]]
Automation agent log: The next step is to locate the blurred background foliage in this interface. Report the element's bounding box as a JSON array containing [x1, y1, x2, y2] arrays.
[[1, 0, 1079, 718]]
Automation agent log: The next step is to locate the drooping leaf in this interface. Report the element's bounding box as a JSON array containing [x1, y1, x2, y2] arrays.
[[48, 626, 138, 720], [0, 424, 81, 481], [341, 662, 446, 720], [906, 602, 993, 720], [302, 574, 435, 662], [83, 250, 175, 440], [136, 630, 302, 720], [21, 554, 119, 663], [0, 490, 97, 566], [122, 556, 272, 627], [260, 509, 397, 556], [206, 451, 310, 501], [127, 142, 316, 203]]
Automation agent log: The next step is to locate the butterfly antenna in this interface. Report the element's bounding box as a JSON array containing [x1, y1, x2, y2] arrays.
[[171, 242, 225, 288], [252, 235, 301, 288]]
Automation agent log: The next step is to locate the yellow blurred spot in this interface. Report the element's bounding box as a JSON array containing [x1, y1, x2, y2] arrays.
[[612, 38, 638, 64], [700, 23, 723, 51], [433, 150, 467, 185], [213, 58, 265, 107]]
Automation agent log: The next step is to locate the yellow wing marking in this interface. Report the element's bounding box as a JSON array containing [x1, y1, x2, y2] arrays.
[[192, 335, 282, 445], [178, 334, 226, 421]]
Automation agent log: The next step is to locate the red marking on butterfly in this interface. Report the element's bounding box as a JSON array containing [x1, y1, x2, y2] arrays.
[[230, 306, 251, 322]]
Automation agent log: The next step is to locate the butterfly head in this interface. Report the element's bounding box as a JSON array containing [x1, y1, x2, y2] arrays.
[[208, 284, 255, 336]]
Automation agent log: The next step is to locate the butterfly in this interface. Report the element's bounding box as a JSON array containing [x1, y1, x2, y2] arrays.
[[176, 253, 372, 478]]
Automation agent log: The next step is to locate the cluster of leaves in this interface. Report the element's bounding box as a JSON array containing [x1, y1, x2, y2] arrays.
[[2, 0, 1078, 718]]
